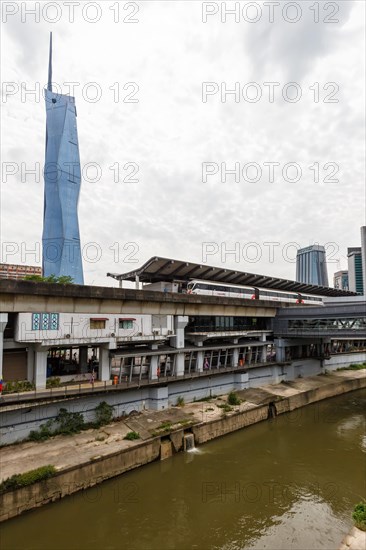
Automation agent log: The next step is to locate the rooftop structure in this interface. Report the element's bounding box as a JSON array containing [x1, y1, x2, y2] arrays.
[[107, 256, 355, 297]]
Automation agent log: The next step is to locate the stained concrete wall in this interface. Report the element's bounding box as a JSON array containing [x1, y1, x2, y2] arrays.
[[0, 438, 161, 522]]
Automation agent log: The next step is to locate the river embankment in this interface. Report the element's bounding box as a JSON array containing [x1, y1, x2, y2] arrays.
[[1, 369, 365, 522]]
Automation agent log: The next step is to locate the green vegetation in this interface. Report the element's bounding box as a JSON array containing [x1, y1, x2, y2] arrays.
[[156, 421, 173, 432], [176, 396, 185, 407], [24, 274, 74, 284], [227, 391, 241, 406], [46, 377, 61, 388], [352, 501, 366, 531], [4, 380, 35, 393], [339, 362, 366, 371], [124, 431, 140, 441], [94, 402, 114, 427], [194, 395, 217, 402], [205, 407, 215, 412], [0, 465, 56, 494], [217, 403, 233, 413], [28, 402, 114, 442]]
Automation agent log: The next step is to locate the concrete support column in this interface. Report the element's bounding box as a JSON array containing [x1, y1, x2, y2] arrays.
[[149, 355, 159, 380], [79, 346, 88, 373], [99, 345, 110, 382], [260, 334, 267, 362], [34, 347, 48, 389], [170, 316, 188, 377], [0, 313, 8, 383], [170, 316, 189, 349], [175, 353, 185, 377], [27, 347, 34, 382], [231, 348, 239, 367], [274, 338, 286, 362], [196, 351, 204, 372]]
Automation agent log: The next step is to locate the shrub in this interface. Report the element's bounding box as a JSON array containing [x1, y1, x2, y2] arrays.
[[46, 377, 61, 388], [217, 403, 233, 413], [56, 408, 84, 435], [94, 401, 114, 427], [227, 391, 241, 406], [124, 431, 140, 441], [0, 465, 56, 494], [176, 396, 185, 407], [353, 501, 366, 531], [4, 380, 35, 393]]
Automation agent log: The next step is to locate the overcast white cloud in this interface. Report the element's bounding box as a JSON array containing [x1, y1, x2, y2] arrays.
[[1, 0, 365, 286]]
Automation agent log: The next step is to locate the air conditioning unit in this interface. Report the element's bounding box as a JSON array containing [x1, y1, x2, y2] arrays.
[[65, 334, 71, 339], [137, 332, 142, 336], [153, 330, 160, 335], [111, 333, 116, 338], [167, 330, 173, 335]]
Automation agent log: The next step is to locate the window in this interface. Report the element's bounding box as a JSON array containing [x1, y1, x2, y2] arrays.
[[32, 313, 59, 331], [119, 320, 134, 329], [90, 319, 107, 329]]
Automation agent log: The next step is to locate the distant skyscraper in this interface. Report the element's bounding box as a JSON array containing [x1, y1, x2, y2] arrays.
[[333, 270, 349, 291], [347, 247, 363, 294], [42, 33, 84, 284], [361, 226, 366, 296], [296, 245, 329, 286]]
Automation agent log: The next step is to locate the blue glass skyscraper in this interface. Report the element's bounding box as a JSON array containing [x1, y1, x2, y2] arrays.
[[296, 245, 328, 287], [42, 33, 84, 284]]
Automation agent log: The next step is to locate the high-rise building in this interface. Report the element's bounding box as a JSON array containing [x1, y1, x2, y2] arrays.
[[296, 245, 329, 286], [361, 226, 366, 296], [0, 264, 42, 280], [42, 33, 84, 284], [333, 270, 349, 291], [347, 247, 363, 294]]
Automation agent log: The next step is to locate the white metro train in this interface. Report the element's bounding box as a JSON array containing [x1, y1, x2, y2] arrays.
[[186, 280, 323, 305]]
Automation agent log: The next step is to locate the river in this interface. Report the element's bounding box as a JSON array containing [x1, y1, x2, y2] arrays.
[[2, 389, 365, 550]]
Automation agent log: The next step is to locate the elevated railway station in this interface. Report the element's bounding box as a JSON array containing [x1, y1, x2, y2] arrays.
[[0, 258, 364, 397]]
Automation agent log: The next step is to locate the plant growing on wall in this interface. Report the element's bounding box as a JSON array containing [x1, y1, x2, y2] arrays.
[[94, 402, 114, 427], [353, 501, 366, 531]]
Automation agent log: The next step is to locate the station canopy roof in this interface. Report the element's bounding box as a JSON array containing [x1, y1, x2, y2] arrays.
[[107, 256, 357, 297]]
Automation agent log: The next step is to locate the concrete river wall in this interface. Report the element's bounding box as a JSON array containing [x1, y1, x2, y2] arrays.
[[1, 371, 365, 522]]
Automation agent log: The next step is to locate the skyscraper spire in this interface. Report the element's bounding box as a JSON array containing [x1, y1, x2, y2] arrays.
[[47, 32, 52, 92]]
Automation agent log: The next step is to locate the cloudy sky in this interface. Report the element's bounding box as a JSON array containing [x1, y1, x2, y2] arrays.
[[1, 0, 365, 286]]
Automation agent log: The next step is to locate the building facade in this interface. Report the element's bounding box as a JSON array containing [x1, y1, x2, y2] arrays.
[[0, 264, 42, 280], [333, 270, 349, 291], [361, 226, 366, 296], [42, 33, 84, 284], [348, 247, 364, 294], [296, 245, 329, 286]]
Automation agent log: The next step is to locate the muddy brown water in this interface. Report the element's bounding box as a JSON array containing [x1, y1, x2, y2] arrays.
[[2, 389, 365, 550]]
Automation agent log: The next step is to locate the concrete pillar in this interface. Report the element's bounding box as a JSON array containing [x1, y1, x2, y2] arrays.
[[196, 351, 204, 372], [0, 313, 8, 382], [175, 353, 185, 377], [99, 345, 110, 382], [79, 346, 88, 373], [231, 348, 239, 367], [149, 355, 159, 380], [260, 334, 267, 362], [170, 316, 189, 349], [274, 338, 286, 362], [34, 348, 48, 389], [170, 316, 188, 377], [27, 347, 34, 382]]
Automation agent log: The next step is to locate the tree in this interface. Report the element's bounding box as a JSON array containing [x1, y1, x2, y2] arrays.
[[24, 275, 74, 284]]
